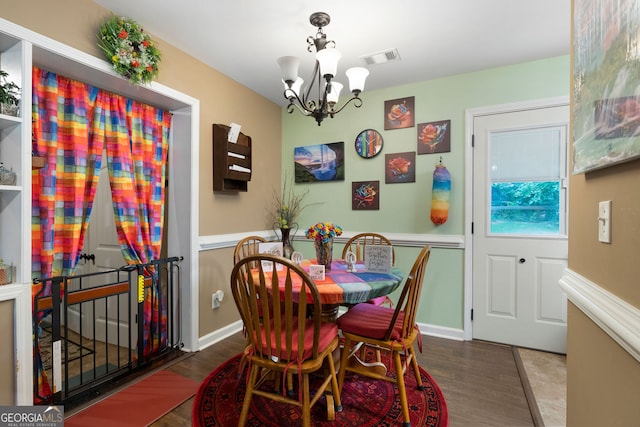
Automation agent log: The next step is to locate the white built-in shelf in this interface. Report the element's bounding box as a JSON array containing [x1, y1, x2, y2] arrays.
[[0, 114, 21, 129]]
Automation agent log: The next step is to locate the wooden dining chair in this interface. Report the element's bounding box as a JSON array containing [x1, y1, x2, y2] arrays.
[[233, 235, 268, 376], [341, 232, 395, 265], [231, 253, 342, 427], [336, 245, 431, 427], [341, 232, 395, 307], [234, 235, 267, 264]]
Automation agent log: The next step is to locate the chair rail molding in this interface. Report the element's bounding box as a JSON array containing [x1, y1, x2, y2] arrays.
[[199, 231, 465, 252], [559, 268, 640, 363]]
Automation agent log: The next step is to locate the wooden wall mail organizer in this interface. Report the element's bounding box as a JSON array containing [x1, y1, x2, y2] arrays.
[[212, 123, 252, 193]]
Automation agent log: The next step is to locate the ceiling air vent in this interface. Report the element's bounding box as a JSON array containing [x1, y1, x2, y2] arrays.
[[360, 48, 401, 66]]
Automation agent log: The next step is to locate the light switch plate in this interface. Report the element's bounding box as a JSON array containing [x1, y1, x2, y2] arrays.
[[598, 200, 611, 243]]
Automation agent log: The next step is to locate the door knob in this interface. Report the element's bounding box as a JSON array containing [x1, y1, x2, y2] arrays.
[[519, 258, 526, 264]]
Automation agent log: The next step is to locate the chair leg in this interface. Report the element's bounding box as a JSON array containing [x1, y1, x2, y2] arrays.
[[393, 350, 411, 427], [286, 372, 295, 396], [408, 346, 424, 390], [327, 347, 343, 412], [360, 343, 382, 363], [337, 337, 352, 394], [239, 363, 259, 427], [236, 354, 246, 378], [302, 373, 311, 427], [237, 343, 251, 378]]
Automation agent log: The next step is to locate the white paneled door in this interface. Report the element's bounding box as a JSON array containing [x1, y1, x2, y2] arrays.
[[472, 105, 569, 353], [72, 154, 135, 348]]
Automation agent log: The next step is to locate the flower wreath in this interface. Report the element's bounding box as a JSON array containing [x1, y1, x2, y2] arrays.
[[98, 15, 161, 85]]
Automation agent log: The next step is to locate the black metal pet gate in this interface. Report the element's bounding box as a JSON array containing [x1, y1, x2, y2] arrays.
[[32, 256, 183, 406]]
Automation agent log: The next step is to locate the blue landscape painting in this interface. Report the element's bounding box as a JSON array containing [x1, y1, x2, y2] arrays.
[[294, 142, 344, 183]]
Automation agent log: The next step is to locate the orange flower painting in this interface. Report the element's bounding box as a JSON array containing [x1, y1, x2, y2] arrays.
[[384, 96, 415, 130], [385, 152, 416, 183], [417, 120, 450, 155]]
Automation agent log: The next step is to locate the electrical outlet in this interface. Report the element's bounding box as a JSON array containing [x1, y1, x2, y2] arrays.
[[212, 290, 224, 309]]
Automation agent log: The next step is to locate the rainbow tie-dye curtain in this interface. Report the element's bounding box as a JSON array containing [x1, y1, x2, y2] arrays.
[[31, 67, 104, 402], [96, 93, 171, 354], [31, 67, 171, 402], [31, 67, 103, 282]]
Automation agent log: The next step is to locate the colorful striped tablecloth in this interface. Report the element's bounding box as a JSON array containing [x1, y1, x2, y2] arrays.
[[299, 259, 404, 305]]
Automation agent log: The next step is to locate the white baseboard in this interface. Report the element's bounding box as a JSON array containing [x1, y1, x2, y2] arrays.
[[559, 268, 640, 363], [417, 322, 465, 341], [197, 320, 243, 351], [194, 317, 463, 353]]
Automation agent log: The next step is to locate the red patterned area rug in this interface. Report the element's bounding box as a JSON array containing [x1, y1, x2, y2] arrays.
[[192, 351, 449, 427]]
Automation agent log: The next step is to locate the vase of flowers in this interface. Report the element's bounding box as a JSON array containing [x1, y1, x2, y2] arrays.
[[306, 222, 342, 272], [270, 175, 313, 258]]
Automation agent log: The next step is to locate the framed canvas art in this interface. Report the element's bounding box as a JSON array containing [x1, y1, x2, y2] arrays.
[[294, 141, 345, 183], [417, 120, 451, 154], [384, 96, 415, 130], [573, 0, 640, 173], [385, 152, 416, 184], [352, 180, 380, 210]]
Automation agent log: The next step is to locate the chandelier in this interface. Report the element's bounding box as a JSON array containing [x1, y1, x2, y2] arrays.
[[277, 12, 369, 126]]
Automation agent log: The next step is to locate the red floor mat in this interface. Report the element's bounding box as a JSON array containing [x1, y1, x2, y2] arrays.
[[65, 370, 199, 427]]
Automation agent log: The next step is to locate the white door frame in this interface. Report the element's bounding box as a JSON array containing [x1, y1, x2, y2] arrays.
[[463, 96, 570, 341], [2, 17, 201, 404]]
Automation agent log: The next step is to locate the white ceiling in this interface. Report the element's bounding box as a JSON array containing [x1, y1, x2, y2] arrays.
[[92, 0, 571, 106]]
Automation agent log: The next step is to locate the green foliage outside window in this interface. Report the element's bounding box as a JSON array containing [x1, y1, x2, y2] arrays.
[[491, 181, 560, 234]]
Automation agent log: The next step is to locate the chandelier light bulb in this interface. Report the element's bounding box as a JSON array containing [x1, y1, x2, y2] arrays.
[[281, 77, 304, 100], [327, 81, 343, 104], [345, 67, 369, 94], [277, 56, 300, 84], [316, 48, 341, 79], [290, 77, 304, 97]]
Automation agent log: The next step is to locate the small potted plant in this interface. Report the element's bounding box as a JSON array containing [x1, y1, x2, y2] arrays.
[[0, 70, 20, 116]]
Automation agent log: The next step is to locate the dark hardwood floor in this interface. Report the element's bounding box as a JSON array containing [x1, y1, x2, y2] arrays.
[[143, 332, 534, 427]]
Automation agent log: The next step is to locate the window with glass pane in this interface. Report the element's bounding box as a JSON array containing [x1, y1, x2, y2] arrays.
[[489, 126, 566, 235]]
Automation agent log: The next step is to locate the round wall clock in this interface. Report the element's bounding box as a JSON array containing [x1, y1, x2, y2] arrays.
[[354, 129, 384, 158]]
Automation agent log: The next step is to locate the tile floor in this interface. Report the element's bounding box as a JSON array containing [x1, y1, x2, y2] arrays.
[[518, 348, 567, 427]]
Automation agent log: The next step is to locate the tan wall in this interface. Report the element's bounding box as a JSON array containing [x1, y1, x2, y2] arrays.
[[0, 299, 15, 404], [566, 304, 640, 426], [3, 1, 281, 345], [567, 72, 640, 427], [566, 160, 640, 425], [568, 160, 640, 304]]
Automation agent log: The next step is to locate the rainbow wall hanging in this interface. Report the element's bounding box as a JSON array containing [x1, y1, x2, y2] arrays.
[[430, 162, 451, 225]]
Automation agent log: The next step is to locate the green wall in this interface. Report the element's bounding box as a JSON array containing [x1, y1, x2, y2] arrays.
[[281, 55, 570, 332]]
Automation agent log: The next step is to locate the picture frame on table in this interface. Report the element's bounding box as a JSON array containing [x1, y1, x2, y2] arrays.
[[258, 242, 283, 271]]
